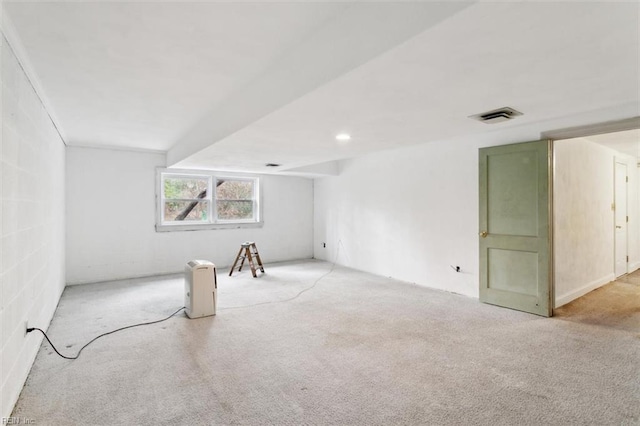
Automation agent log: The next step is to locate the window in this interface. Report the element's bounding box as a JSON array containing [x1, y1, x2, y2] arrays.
[[157, 169, 260, 231]]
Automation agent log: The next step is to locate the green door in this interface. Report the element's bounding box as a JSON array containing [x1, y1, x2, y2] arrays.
[[479, 140, 553, 317]]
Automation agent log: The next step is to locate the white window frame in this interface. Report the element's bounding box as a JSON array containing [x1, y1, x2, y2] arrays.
[[156, 168, 262, 232]]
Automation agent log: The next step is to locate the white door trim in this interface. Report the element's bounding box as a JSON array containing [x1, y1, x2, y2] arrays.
[[614, 158, 629, 278]]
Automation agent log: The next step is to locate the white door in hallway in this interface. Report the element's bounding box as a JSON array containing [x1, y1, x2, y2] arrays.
[[479, 140, 553, 317], [614, 160, 628, 278]]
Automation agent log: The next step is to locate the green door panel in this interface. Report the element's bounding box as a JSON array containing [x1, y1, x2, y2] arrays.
[[479, 140, 553, 317]]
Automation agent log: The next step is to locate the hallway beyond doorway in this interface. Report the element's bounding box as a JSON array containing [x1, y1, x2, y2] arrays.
[[554, 268, 640, 333]]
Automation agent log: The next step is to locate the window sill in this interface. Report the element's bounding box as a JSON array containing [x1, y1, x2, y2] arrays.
[[155, 221, 264, 232]]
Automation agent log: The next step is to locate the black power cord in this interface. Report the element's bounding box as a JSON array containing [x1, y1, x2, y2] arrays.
[[27, 306, 186, 360], [221, 240, 345, 310]]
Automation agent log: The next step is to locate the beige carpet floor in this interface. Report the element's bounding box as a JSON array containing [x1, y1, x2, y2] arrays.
[[12, 260, 640, 425]]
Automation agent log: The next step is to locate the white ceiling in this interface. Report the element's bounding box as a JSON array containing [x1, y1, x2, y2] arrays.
[[3, 1, 639, 176], [3, 1, 352, 150], [584, 129, 640, 160]]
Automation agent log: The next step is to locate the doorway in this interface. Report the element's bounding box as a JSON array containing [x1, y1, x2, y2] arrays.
[[552, 128, 640, 309], [478, 120, 639, 317]]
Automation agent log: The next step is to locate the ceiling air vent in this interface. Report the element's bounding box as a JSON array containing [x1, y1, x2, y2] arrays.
[[470, 107, 523, 124]]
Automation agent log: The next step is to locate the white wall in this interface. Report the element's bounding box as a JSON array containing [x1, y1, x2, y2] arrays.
[[66, 146, 313, 284], [314, 138, 480, 298], [314, 133, 640, 305], [0, 35, 66, 417], [554, 137, 639, 307]]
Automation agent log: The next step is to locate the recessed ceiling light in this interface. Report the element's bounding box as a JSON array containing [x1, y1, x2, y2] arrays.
[[335, 133, 351, 141]]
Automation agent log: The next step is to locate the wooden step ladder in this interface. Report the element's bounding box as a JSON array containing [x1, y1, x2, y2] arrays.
[[229, 241, 264, 278]]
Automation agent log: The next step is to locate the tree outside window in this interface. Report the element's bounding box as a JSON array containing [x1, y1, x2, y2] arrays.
[[158, 171, 260, 231]]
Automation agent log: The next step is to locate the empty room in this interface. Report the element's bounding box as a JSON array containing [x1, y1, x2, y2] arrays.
[[1, 1, 639, 425]]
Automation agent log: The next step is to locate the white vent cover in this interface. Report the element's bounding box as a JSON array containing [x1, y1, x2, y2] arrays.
[[470, 107, 523, 124]]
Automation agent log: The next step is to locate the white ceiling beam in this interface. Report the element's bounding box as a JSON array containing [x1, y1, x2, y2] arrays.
[[167, 2, 473, 167]]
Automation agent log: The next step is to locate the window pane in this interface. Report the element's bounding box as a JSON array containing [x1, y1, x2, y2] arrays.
[[217, 200, 253, 220], [216, 180, 253, 200], [164, 176, 208, 199], [216, 180, 254, 220], [164, 201, 209, 222]]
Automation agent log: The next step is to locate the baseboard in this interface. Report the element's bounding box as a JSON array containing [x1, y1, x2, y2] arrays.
[[65, 257, 316, 286], [66, 271, 182, 286], [555, 273, 615, 308]]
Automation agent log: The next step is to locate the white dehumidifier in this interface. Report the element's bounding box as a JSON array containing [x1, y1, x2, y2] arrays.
[[184, 260, 217, 318]]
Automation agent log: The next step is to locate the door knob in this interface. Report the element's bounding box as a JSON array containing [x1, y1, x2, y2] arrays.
[[479, 231, 488, 238], [616, 225, 622, 229]]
